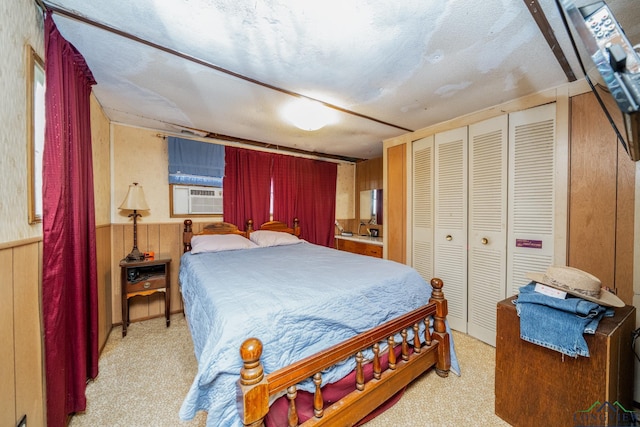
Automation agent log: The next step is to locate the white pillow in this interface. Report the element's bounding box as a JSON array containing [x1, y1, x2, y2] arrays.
[[190, 234, 258, 254], [249, 230, 301, 247]]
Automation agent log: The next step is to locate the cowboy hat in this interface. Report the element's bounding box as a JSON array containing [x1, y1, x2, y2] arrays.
[[526, 265, 625, 307]]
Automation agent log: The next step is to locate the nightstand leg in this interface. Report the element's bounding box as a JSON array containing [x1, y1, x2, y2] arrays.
[[122, 297, 128, 337], [121, 265, 129, 337], [165, 290, 171, 327]]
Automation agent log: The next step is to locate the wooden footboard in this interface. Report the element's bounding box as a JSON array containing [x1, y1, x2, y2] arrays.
[[237, 278, 451, 427]]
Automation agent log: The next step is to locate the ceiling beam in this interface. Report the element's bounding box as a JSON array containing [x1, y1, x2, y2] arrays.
[[523, 0, 577, 82]]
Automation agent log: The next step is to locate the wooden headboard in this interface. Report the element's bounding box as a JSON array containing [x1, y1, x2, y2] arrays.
[[182, 218, 300, 252], [254, 218, 300, 237]]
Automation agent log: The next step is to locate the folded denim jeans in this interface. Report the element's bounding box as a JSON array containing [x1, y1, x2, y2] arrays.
[[515, 283, 612, 357]]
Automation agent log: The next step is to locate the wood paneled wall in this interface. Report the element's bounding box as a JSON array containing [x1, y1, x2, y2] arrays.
[[356, 157, 383, 192], [0, 225, 112, 427], [0, 240, 44, 427], [569, 92, 635, 303], [96, 225, 113, 348]]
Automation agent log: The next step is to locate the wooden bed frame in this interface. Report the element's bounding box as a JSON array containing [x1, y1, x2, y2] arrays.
[[181, 219, 450, 427]]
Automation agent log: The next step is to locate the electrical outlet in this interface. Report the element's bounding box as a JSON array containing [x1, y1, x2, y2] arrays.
[[17, 415, 26, 427]]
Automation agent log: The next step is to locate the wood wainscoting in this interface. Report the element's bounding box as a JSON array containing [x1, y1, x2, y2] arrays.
[[0, 239, 44, 427], [0, 225, 112, 427], [96, 224, 113, 348]]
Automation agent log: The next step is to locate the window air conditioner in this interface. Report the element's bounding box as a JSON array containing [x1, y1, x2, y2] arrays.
[[172, 185, 223, 215]]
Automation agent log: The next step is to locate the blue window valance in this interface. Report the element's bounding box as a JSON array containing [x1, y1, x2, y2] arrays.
[[168, 137, 224, 187]]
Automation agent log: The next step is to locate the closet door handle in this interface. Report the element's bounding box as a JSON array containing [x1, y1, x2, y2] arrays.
[[446, 235, 453, 241], [481, 237, 489, 245]]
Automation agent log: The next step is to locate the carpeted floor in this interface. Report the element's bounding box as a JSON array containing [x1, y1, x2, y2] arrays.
[[69, 314, 510, 427]]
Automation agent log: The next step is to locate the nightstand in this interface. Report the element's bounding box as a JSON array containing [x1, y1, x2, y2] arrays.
[[120, 257, 171, 337]]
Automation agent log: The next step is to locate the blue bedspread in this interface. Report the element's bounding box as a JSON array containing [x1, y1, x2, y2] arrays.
[[178, 242, 459, 426]]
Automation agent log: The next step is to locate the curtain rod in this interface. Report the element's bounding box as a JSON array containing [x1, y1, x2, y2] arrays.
[[39, 1, 413, 134], [33, 0, 47, 13], [155, 130, 364, 164]]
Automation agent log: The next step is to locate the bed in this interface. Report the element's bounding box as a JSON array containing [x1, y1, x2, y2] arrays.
[[178, 219, 459, 427]]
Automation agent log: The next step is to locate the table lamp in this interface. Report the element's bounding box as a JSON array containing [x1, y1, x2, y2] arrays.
[[119, 182, 150, 261]]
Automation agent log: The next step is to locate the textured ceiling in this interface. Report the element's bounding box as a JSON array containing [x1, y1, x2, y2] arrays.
[[42, 0, 640, 160]]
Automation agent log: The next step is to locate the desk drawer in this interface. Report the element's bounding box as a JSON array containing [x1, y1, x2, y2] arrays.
[[337, 239, 382, 258], [363, 245, 382, 257]]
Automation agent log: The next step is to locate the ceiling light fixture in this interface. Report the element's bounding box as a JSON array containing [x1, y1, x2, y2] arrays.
[[282, 98, 338, 131]]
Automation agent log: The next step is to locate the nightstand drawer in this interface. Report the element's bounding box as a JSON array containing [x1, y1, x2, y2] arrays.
[[127, 276, 166, 293]]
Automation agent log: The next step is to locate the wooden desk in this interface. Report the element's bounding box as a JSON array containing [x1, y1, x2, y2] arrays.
[[120, 257, 171, 337], [495, 296, 635, 426]]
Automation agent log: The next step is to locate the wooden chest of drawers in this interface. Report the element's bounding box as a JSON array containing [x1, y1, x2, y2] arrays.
[[495, 296, 636, 426]]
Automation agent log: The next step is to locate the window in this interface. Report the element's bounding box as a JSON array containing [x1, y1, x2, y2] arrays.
[[167, 137, 225, 217], [27, 46, 45, 224]]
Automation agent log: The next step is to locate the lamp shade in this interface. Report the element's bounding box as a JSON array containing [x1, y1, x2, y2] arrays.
[[119, 183, 149, 211]]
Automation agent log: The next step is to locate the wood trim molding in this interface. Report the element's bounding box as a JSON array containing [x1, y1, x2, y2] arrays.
[[523, 0, 577, 82], [0, 237, 42, 251]]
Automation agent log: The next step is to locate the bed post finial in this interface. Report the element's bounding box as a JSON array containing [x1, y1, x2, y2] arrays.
[[183, 219, 193, 252], [240, 338, 264, 385], [246, 219, 254, 237], [293, 217, 300, 236], [238, 338, 269, 427], [429, 278, 451, 377], [430, 278, 444, 300]]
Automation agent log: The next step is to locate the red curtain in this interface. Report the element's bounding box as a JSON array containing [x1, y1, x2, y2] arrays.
[[374, 189, 383, 225], [42, 14, 99, 427], [223, 146, 272, 229], [273, 155, 337, 247], [271, 153, 298, 226], [224, 148, 337, 246]]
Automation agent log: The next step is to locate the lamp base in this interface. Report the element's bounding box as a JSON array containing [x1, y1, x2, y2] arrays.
[[125, 247, 145, 262]]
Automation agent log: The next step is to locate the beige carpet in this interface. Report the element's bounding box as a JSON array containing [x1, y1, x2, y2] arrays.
[[69, 315, 510, 427]]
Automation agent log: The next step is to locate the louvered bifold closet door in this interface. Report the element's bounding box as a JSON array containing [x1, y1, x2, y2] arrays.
[[467, 115, 508, 346], [507, 103, 556, 296], [412, 136, 435, 282], [434, 127, 468, 332]]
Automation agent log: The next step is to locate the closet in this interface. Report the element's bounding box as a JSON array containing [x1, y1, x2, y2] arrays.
[[467, 116, 508, 343], [409, 103, 557, 345]]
